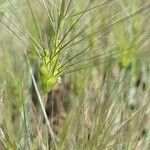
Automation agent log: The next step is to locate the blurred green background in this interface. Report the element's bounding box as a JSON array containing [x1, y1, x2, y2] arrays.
[[0, 0, 150, 149]]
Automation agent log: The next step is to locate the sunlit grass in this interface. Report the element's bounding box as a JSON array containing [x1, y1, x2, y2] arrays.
[[0, 0, 150, 149]]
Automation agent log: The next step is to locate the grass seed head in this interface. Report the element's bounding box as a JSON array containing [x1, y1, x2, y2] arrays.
[[40, 51, 60, 93]]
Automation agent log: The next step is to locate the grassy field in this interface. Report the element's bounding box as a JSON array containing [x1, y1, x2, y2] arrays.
[[0, 0, 150, 149]]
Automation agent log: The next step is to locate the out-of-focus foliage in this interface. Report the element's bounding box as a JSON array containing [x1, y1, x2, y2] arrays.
[[0, 0, 150, 149]]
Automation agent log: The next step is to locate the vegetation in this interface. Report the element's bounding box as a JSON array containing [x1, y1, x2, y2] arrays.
[[0, 0, 150, 149]]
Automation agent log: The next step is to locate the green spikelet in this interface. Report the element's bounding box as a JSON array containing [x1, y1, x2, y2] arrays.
[[40, 50, 60, 93], [118, 46, 136, 68], [114, 24, 136, 68]]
